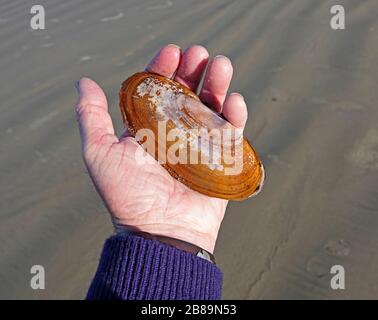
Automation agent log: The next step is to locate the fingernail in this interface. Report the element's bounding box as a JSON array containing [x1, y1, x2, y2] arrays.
[[214, 55, 232, 64], [231, 92, 245, 100], [167, 43, 181, 49]]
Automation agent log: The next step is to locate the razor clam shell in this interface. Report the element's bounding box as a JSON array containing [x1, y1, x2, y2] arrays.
[[119, 72, 264, 200]]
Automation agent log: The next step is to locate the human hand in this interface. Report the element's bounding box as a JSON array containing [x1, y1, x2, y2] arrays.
[[75, 44, 248, 253]]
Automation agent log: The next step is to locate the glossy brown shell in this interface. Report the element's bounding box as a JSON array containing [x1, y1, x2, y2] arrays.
[[119, 72, 264, 200]]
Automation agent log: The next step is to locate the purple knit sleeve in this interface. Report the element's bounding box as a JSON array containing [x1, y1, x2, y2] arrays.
[[86, 233, 223, 300]]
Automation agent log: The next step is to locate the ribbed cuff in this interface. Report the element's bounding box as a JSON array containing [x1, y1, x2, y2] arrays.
[[86, 233, 223, 300]]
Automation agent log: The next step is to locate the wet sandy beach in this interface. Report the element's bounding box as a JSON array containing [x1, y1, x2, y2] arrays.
[[0, 0, 378, 299]]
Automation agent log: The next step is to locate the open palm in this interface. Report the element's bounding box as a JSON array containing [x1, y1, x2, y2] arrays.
[[75, 44, 248, 253]]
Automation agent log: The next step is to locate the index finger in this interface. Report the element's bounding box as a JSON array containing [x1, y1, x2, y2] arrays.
[[145, 44, 182, 78]]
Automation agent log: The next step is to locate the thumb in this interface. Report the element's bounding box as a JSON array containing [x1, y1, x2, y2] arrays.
[[75, 78, 118, 152]]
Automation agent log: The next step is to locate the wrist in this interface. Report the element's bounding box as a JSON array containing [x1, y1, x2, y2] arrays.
[[126, 230, 216, 264], [113, 220, 219, 254]]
